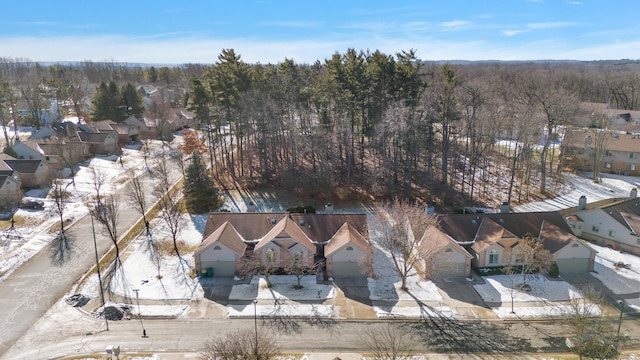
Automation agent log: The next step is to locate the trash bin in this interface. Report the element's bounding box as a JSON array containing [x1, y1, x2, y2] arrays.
[[201, 269, 208, 277], [206, 267, 214, 277]]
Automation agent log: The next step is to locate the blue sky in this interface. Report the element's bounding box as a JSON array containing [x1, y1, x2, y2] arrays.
[[1, 0, 639, 64]]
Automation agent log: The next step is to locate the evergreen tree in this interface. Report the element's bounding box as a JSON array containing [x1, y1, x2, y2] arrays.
[[183, 153, 223, 213], [91, 81, 124, 121], [120, 82, 144, 118]]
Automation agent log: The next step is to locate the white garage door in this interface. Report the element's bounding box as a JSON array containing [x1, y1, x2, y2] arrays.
[[431, 262, 466, 279], [556, 258, 589, 273], [200, 261, 236, 277], [332, 262, 366, 277]]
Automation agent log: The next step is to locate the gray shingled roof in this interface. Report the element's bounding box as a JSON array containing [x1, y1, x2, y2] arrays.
[[3, 159, 43, 174]]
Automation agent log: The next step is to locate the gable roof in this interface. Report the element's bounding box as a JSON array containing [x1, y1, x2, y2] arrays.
[[255, 216, 316, 252], [3, 159, 44, 174], [438, 212, 573, 243], [195, 221, 247, 256], [419, 225, 472, 258], [325, 222, 370, 256], [472, 218, 519, 252], [565, 128, 640, 153], [77, 132, 113, 144], [202, 213, 369, 243], [538, 221, 585, 254], [597, 198, 640, 233]]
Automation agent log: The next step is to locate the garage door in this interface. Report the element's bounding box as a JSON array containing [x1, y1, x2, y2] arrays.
[[431, 262, 466, 279], [331, 262, 367, 277], [556, 258, 589, 273], [200, 261, 236, 277]]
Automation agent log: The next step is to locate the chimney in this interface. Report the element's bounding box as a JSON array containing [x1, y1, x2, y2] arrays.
[[246, 202, 256, 213], [324, 203, 334, 214], [631, 188, 638, 199], [425, 204, 435, 215], [578, 195, 587, 211], [500, 202, 510, 214]]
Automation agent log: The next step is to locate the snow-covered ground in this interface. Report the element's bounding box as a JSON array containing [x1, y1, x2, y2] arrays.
[[5, 137, 640, 322]]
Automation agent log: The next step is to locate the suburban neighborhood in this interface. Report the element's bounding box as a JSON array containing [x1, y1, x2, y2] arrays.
[[2, 3, 640, 357]]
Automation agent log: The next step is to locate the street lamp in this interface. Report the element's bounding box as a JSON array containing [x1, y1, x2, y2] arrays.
[[253, 300, 258, 355], [132, 289, 147, 338]]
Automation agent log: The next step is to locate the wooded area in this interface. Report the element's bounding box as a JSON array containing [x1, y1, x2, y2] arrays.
[[2, 53, 640, 208]]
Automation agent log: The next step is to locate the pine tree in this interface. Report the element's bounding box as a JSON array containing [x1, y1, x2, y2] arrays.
[[183, 153, 223, 213]]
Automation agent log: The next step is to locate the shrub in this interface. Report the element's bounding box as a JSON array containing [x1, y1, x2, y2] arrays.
[[548, 263, 560, 278]]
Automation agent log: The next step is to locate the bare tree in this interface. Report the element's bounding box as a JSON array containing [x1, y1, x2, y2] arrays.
[[590, 128, 609, 182], [283, 251, 321, 289], [90, 165, 108, 206], [0, 190, 23, 241], [152, 155, 185, 259], [374, 200, 437, 290], [89, 193, 123, 275], [506, 234, 553, 287], [50, 180, 72, 263], [360, 323, 416, 360], [566, 287, 622, 360], [51, 141, 85, 187], [126, 172, 150, 236], [239, 249, 278, 287], [200, 329, 280, 360]]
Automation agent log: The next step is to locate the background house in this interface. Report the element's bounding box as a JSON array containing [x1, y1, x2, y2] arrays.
[[2, 159, 50, 188], [566, 191, 640, 256], [564, 128, 640, 176], [0, 159, 21, 196]]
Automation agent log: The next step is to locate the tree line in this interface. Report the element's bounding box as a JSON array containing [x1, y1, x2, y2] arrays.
[[2, 55, 640, 207]]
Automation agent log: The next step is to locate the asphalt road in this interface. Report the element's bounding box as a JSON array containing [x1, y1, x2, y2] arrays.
[[0, 169, 165, 357], [5, 314, 640, 359]]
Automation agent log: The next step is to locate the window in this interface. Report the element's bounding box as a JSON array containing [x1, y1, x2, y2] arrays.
[[592, 225, 599, 232], [489, 250, 500, 265], [630, 164, 636, 171], [605, 162, 612, 169], [637, 238, 640, 244], [609, 230, 615, 237], [572, 243, 579, 248], [605, 150, 613, 156], [445, 248, 453, 252], [631, 152, 637, 159], [345, 246, 354, 251], [213, 245, 221, 250]]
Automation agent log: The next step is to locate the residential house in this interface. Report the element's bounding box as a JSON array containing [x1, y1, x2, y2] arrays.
[[123, 115, 156, 140], [581, 102, 640, 131], [415, 225, 473, 279], [194, 212, 371, 278], [0, 159, 21, 197], [564, 128, 640, 176], [2, 159, 50, 188], [436, 212, 596, 274], [566, 191, 640, 256], [12, 139, 62, 170], [76, 132, 119, 155]]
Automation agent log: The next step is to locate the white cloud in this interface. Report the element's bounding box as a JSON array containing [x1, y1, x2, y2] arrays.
[[1, 33, 639, 64], [568, 1, 583, 4], [526, 21, 574, 29], [502, 29, 527, 37], [441, 20, 470, 29], [260, 21, 322, 28]]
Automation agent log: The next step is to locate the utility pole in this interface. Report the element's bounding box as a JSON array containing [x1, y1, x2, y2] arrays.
[[91, 214, 108, 331]]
